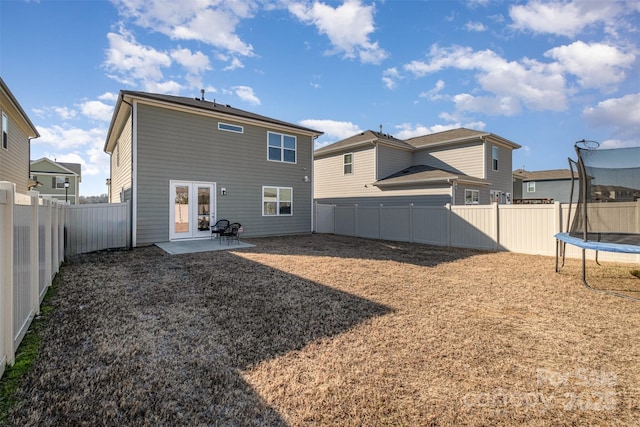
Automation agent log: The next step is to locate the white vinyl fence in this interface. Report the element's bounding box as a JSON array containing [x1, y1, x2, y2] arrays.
[[1, 182, 131, 378], [1, 182, 66, 378], [315, 201, 640, 264]]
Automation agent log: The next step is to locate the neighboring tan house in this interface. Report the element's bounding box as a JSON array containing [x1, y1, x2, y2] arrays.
[[0, 77, 40, 192], [104, 90, 322, 246], [512, 169, 577, 204], [314, 128, 520, 206], [30, 158, 81, 204]]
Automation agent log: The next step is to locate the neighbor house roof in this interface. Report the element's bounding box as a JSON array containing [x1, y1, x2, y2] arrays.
[[105, 90, 323, 153], [513, 169, 573, 181], [405, 128, 521, 150], [314, 130, 413, 157], [31, 157, 81, 180], [374, 165, 490, 188]]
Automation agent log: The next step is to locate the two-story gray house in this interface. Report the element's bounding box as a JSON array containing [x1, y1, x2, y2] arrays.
[[314, 128, 520, 206], [0, 77, 40, 192], [104, 90, 322, 246]]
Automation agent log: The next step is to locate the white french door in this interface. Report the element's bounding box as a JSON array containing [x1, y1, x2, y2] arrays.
[[169, 181, 216, 240]]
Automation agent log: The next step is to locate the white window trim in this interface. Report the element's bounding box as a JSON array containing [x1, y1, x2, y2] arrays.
[[492, 146, 499, 171], [267, 131, 297, 164], [343, 153, 353, 175], [465, 189, 479, 205], [218, 122, 244, 133], [2, 112, 7, 150], [262, 186, 293, 216], [527, 182, 536, 193]]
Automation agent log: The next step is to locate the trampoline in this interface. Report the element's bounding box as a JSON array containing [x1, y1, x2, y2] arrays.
[[555, 140, 640, 301]]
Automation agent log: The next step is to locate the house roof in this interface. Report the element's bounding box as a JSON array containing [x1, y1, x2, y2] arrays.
[[513, 169, 573, 181], [405, 127, 521, 150], [104, 90, 323, 153], [374, 164, 490, 187], [31, 157, 81, 179], [0, 77, 40, 139], [314, 130, 412, 157]]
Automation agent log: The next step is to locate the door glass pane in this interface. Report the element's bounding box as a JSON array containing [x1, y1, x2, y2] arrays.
[[197, 186, 210, 231], [174, 185, 189, 233]]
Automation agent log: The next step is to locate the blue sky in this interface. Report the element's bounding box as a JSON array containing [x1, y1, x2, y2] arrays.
[[1, 0, 639, 196]]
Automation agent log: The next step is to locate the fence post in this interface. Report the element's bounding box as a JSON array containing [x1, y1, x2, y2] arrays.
[[354, 204, 358, 237], [409, 203, 414, 243], [493, 202, 499, 251], [27, 190, 40, 315], [445, 203, 452, 247], [554, 201, 562, 234], [378, 204, 383, 240], [42, 198, 52, 284], [0, 182, 16, 365]]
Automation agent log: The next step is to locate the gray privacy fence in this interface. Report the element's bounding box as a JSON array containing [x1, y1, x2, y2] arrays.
[[1, 182, 131, 378], [65, 202, 130, 257], [314, 201, 640, 263]]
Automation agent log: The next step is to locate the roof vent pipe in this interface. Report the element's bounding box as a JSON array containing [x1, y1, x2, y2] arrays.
[[200, 89, 205, 101]]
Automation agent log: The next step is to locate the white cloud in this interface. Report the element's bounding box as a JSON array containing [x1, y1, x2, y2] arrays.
[[112, 0, 256, 56], [300, 119, 362, 144], [382, 67, 401, 89], [393, 121, 486, 140], [34, 124, 107, 149], [583, 93, 640, 145], [233, 85, 260, 105], [223, 57, 244, 71], [53, 106, 77, 120], [404, 44, 567, 115], [289, 0, 388, 64], [419, 80, 446, 100], [104, 28, 172, 86], [464, 21, 486, 32], [509, 0, 625, 37], [545, 41, 635, 90], [170, 48, 212, 75], [98, 92, 119, 102], [79, 100, 114, 122]]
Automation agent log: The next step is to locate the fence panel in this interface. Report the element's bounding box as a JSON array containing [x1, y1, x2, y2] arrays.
[[413, 206, 449, 246], [0, 189, 8, 378], [498, 204, 557, 254], [335, 206, 356, 237], [314, 203, 335, 234], [450, 205, 496, 250], [13, 200, 35, 352], [380, 206, 410, 242], [65, 202, 130, 256], [357, 206, 380, 239]]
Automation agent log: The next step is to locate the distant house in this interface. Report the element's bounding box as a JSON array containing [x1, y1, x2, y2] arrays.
[[0, 77, 40, 192], [314, 128, 520, 206], [512, 169, 577, 204], [104, 90, 322, 247], [30, 158, 81, 204]]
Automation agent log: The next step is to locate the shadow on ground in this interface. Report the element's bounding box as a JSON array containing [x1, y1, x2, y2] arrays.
[[6, 244, 392, 425]]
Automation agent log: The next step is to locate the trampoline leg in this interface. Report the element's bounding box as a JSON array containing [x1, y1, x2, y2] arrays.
[[581, 248, 587, 284], [555, 240, 566, 272], [595, 250, 601, 266]]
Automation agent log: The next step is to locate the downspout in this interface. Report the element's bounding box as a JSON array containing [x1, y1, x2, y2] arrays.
[[449, 179, 456, 205], [311, 134, 318, 233]]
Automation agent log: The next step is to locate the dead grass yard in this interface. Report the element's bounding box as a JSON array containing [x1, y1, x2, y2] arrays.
[[5, 234, 640, 426]]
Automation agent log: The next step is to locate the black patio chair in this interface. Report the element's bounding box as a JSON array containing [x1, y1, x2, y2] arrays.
[[221, 222, 242, 245], [210, 219, 230, 241]]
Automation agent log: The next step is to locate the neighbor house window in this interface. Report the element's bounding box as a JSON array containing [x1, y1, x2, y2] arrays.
[[2, 113, 7, 150], [465, 189, 479, 205], [218, 122, 243, 133], [527, 182, 535, 193], [343, 153, 353, 174], [492, 146, 499, 171], [263, 186, 293, 216], [268, 132, 296, 163], [53, 176, 67, 189]]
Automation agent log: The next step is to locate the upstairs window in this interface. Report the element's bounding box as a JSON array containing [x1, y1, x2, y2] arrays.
[[2, 113, 7, 150], [268, 132, 296, 163], [343, 153, 353, 174], [492, 146, 499, 171], [53, 176, 67, 189]]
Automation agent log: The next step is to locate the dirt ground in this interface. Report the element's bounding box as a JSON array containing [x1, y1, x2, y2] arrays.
[[5, 234, 640, 426]]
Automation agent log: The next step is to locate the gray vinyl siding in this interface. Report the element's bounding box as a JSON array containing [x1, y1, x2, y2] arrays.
[[314, 146, 376, 199], [0, 110, 30, 192], [134, 103, 313, 245], [376, 145, 412, 179], [110, 115, 133, 203], [520, 179, 576, 203]]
